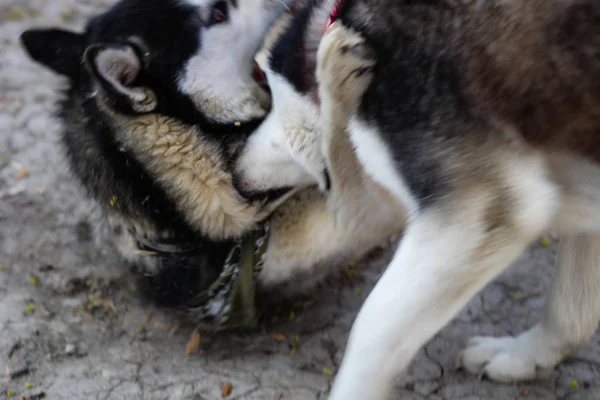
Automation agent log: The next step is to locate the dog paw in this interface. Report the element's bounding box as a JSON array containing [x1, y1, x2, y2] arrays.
[[457, 331, 559, 383], [316, 21, 375, 109]]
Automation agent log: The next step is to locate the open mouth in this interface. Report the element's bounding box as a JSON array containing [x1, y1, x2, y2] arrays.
[[252, 61, 269, 92]]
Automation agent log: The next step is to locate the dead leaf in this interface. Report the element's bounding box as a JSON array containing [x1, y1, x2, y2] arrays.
[[185, 329, 200, 355], [271, 333, 287, 342], [221, 383, 232, 398], [16, 169, 30, 180]]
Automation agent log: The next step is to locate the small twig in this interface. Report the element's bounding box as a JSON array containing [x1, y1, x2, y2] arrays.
[[9, 366, 33, 380], [8, 341, 22, 358]]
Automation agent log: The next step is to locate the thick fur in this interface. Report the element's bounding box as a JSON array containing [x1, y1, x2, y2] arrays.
[[20, 0, 404, 313], [20, 0, 296, 306], [233, 1, 600, 399]]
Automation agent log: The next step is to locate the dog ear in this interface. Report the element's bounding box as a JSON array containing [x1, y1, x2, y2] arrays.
[[20, 29, 86, 79], [84, 43, 157, 113]]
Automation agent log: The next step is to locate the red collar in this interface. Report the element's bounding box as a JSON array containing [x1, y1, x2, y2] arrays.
[[325, 0, 344, 32]]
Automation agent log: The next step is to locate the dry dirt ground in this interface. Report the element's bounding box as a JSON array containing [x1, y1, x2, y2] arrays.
[[1, 1, 600, 399]]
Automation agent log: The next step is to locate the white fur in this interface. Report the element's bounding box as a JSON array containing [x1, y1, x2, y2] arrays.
[[238, 12, 600, 400], [178, 0, 289, 122], [328, 149, 559, 399], [234, 106, 317, 191], [348, 118, 419, 218], [233, 0, 340, 192], [235, 72, 327, 191]]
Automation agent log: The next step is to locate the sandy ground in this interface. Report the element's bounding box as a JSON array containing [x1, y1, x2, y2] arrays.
[[1, 1, 600, 399]]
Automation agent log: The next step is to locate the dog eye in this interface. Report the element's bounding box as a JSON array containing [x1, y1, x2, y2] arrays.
[[210, 1, 228, 24]]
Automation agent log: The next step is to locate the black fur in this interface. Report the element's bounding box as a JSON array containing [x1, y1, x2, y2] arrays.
[[20, 0, 264, 308], [270, 0, 464, 205], [337, 0, 461, 205], [269, 0, 324, 95]]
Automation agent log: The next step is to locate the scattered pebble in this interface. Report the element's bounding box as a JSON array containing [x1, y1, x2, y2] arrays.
[[64, 343, 76, 355], [7, 185, 26, 196]]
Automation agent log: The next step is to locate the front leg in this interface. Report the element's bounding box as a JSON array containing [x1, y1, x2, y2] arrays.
[[328, 155, 558, 399], [316, 21, 376, 124], [316, 22, 381, 221], [328, 207, 546, 400]]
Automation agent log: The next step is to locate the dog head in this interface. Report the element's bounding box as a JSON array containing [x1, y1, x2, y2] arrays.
[[20, 0, 293, 123], [20, 0, 297, 241], [234, 0, 334, 194]]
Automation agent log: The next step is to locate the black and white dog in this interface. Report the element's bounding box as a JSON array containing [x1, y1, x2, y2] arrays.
[[234, 0, 600, 399], [20, 0, 296, 314], [20, 0, 403, 328]]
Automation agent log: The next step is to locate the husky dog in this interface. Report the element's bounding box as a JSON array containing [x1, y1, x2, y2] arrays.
[[20, 0, 294, 308], [20, 0, 404, 324], [234, 0, 600, 398]]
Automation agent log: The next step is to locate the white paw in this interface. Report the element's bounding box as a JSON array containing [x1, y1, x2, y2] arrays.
[[457, 330, 559, 383], [316, 21, 376, 108]]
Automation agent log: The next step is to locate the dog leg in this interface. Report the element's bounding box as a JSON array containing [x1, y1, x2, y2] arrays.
[[458, 234, 600, 382], [316, 22, 393, 225], [259, 25, 404, 289], [328, 208, 538, 400], [329, 155, 558, 399]]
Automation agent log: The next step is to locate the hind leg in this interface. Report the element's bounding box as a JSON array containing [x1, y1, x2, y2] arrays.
[[458, 234, 600, 382]]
